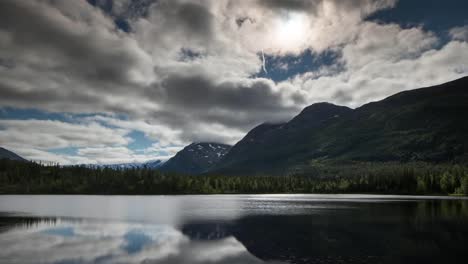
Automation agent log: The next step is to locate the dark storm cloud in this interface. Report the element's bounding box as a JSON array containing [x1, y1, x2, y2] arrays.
[[145, 74, 300, 133], [160, 75, 285, 111], [0, 82, 99, 106], [0, 0, 149, 86], [176, 2, 214, 37], [0, 0, 154, 116], [143, 0, 216, 48]]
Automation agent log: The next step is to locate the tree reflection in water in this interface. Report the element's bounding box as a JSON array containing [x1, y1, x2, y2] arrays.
[[182, 200, 468, 264], [1, 197, 468, 264]]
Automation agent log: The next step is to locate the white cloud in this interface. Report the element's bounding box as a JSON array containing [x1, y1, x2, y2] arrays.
[[0, 119, 130, 150], [86, 115, 185, 146], [75, 146, 166, 165], [450, 25, 468, 42], [0, 118, 179, 165], [287, 22, 468, 107]]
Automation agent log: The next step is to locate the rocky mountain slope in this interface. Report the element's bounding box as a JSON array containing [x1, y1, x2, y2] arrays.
[[159, 143, 231, 174]]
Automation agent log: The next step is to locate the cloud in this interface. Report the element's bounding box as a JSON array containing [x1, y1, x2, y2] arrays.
[[450, 25, 468, 42], [86, 115, 185, 146], [0, 119, 130, 150], [0, 1, 152, 85], [76, 146, 169, 165], [156, 75, 299, 120], [231, 0, 397, 54], [0, 118, 179, 165], [1, 0, 468, 164], [288, 24, 468, 107], [0, 0, 154, 112], [0, 0, 400, 117], [342, 24, 439, 69]]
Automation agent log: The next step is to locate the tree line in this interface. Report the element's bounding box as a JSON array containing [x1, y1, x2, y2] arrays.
[[0, 159, 467, 195]]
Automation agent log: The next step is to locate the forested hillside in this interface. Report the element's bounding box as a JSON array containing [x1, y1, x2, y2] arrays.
[[1, 159, 467, 195], [212, 77, 468, 176]]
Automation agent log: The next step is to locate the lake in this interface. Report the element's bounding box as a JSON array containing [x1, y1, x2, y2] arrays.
[[0, 194, 468, 263]]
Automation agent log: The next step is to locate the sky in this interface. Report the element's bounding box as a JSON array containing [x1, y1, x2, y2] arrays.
[[0, 0, 467, 165]]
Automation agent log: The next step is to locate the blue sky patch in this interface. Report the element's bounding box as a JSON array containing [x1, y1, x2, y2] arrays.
[[368, 0, 468, 32], [256, 49, 342, 82], [48, 147, 79, 156], [127, 131, 155, 151], [0, 107, 72, 122]]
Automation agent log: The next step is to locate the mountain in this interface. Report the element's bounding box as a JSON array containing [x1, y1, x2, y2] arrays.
[[211, 76, 468, 176], [142, 160, 165, 169], [211, 103, 352, 175], [87, 160, 164, 170], [0, 147, 27, 162], [159, 143, 231, 174]]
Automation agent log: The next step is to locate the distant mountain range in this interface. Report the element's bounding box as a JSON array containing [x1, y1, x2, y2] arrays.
[[87, 160, 165, 170], [0, 147, 26, 162], [0, 147, 165, 169], [158, 143, 231, 174]]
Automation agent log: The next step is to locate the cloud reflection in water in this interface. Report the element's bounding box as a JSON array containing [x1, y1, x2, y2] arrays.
[[0, 219, 276, 264]]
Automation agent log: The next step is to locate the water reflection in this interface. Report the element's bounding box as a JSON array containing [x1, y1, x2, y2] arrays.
[[1, 195, 468, 264], [0, 218, 272, 264]]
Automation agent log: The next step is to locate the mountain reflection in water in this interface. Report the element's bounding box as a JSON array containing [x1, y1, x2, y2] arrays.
[[1, 195, 468, 264]]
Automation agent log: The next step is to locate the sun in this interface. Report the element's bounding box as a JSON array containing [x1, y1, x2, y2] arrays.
[[273, 12, 308, 53]]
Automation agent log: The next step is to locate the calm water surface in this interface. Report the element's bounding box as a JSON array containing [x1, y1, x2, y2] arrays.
[[1, 194, 468, 264]]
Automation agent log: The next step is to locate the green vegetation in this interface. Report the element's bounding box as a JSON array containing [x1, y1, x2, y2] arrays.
[[1, 159, 467, 195]]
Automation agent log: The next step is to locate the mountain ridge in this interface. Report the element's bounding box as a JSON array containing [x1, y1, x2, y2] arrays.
[[0, 147, 27, 162], [209, 76, 468, 176]]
